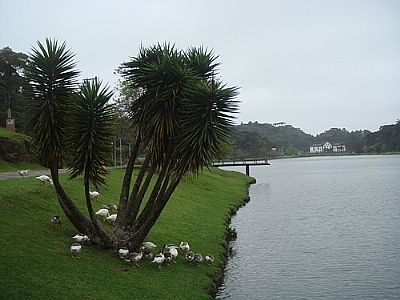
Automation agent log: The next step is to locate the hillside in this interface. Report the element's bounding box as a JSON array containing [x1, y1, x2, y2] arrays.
[[365, 121, 400, 152], [231, 122, 314, 157], [0, 168, 252, 299], [0, 127, 38, 163]]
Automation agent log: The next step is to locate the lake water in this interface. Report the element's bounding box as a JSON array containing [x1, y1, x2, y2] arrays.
[[216, 155, 400, 299]]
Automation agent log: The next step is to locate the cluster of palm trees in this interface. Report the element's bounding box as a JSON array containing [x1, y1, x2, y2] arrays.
[[26, 38, 238, 250]]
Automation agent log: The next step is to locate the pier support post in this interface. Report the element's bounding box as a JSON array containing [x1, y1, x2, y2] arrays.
[[245, 165, 250, 176]]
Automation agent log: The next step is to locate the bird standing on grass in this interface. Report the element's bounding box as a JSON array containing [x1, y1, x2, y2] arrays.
[[186, 251, 195, 263], [18, 170, 29, 177], [179, 242, 190, 252], [89, 191, 100, 201], [72, 233, 90, 243], [95, 208, 110, 219], [152, 253, 165, 269], [118, 247, 130, 259], [205, 254, 214, 265], [71, 243, 82, 258], [194, 253, 203, 265], [35, 175, 53, 186], [103, 203, 117, 211], [106, 214, 117, 224], [51, 215, 61, 228], [129, 251, 143, 267]]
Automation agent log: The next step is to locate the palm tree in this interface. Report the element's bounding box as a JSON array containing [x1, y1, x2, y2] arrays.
[[26, 38, 98, 236], [26, 39, 114, 244], [68, 78, 115, 245], [114, 44, 239, 249]]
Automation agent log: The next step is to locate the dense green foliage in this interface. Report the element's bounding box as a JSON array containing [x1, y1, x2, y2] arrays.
[[233, 122, 313, 157], [0, 47, 30, 132], [25, 38, 79, 167], [120, 44, 238, 176], [0, 168, 252, 299], [365, 120, 400, 153], [68, 79, 115, 188]]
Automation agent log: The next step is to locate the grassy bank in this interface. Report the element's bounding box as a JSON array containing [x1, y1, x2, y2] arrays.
[[0, 160, 45, 172], [0, 127, 32, 141], [0, 167, 252, 299]]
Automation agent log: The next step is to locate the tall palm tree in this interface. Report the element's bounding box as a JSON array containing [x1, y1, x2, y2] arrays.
[[26, 39, 105, 240], [115, 44, 239, 248], [67, 78, 115, 244]]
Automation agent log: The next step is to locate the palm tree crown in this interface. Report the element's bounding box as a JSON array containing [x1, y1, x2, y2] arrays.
[[25, 38, 79, 166]]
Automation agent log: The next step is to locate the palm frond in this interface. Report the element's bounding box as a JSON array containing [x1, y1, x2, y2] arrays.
[[25, 38, 79, 166], [173, 80, 239, 177], [67, 79, 115, 188]]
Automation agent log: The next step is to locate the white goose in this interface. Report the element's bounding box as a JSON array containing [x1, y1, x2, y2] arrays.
[[89, 191, 100, 200], [70, 243, 82, 258], [72, 233, 90, 243], [35, 175, 53, 186], [106, 214, 117, 224], [95, 208, 110, 219], [152, 253, 165, 269], [18, 169, 29, 177]]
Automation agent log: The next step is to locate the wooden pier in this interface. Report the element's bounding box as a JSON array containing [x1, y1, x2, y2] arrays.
[[212, 158, 270, 176]]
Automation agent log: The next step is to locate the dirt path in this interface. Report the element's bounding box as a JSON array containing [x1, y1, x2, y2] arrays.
[[0, 169, 61, 180]]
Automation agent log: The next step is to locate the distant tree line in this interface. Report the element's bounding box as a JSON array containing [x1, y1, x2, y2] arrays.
[[228, 121, 400, 158]]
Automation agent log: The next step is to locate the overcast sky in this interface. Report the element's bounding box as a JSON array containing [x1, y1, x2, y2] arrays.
[[1, 0, 399, 135]]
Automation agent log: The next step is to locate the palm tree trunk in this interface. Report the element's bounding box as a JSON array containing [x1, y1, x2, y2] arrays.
[[50, 165, 97, 237], [135, 162, 171, 227], [127, 179, 180, 250], [118, 154, 150, 226], [128, 163, 157, 225], [115, 135, 141, 226]]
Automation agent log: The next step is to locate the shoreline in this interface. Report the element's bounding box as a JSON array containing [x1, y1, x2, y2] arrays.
[[208, 176, 256, 298]]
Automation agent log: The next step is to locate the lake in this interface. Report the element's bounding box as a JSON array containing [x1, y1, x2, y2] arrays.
[[217, 155, 400, 299]]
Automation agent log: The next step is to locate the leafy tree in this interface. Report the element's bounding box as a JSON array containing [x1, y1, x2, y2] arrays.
[[0, 47, 29, 132], [26, 40, 238, 250], [365, 120, 400, 153]]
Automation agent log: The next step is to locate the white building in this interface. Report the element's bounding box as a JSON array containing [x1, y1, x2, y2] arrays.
[[310, 144, 323, 153], [310, 141, 346, 153], [323, 142, 332, 151], [333, 143, 346, 152]]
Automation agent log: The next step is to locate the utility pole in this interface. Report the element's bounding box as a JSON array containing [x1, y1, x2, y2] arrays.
[[119, 138, 122, 166]]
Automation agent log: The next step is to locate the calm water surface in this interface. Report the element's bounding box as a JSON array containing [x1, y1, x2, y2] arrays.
[[217, 155, 400, 299]]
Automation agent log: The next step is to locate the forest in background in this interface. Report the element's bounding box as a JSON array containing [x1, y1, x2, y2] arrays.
[[229, 120, 400, 159]]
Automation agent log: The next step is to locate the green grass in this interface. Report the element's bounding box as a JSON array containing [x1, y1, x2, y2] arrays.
[[0, 160, 46, 172], [0, 127, 32, 141], [0, 167, 252, 299]]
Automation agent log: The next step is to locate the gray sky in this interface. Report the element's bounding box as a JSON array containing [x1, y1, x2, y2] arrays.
[[1, 0, 399, 135]]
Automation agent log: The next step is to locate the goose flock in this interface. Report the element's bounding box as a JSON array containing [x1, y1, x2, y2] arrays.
[[118, 241, 214, 269], [49, 191, 215, 268], [68, 235, 214, 269]]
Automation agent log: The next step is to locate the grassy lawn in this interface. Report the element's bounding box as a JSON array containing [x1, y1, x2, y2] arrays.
[[0, 160, 45, 172], [0, 167, 252, 299]]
